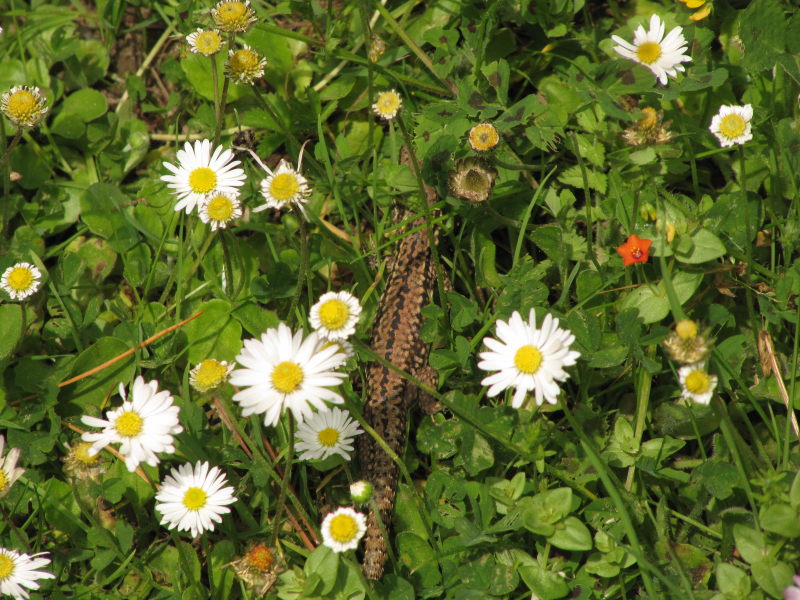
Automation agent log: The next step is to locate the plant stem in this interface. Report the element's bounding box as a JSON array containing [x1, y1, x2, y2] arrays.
[[569, 131, 601, 272], [269, 416, 295, 547], [218, 229, 234, 296], [211, 56, 222, 145], [288, 205, 310, 323], [625, 344, 655, 491]]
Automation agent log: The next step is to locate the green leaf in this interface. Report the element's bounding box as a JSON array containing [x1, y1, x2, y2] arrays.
[[60, 337, 136, 414], [619, 271, 703, 324], [716, 563, 751, 597], [518, 564, 570, 599], [675, 229, 726, 264], [548, 516, 593, 551], [739, 0, 786, 74], [184, 300, 243, 362], [760, 503, 800, 538], [303, 545, 340, 595], [751, 559, 794, 599], [80, 183, 139, 252], [397, 532, 441, 588], [733, 524, 766, 565], [61, 88, 108, 121], [0, 305, 23, 360]]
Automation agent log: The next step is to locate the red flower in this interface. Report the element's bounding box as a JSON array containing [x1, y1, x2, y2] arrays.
[[617, 234, 652, 266]]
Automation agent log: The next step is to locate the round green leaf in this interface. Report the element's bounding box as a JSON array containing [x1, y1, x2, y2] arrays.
[[0, 304, 23, 360], [61, 88, 108, 122], [676, 229, 727, 264], [184, 300, 243, 362], [548, 516, 593, 551]]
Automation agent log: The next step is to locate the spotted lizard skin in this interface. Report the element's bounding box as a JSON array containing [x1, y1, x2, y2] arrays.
[[358, 154, 438, 580]]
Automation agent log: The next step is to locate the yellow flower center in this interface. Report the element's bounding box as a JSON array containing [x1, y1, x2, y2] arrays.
[[0, 554, 14, 580], [193, 359, 229, 391], [74, 441, 99, 464], [229, 49, 259, 74], [685, 370, 711, 394], [195, 31, 222, 55], [214, 1, 253, 31], [188, 167, 217, 194], [269, 172, 300, 201], [245, 544, 274, 571], [115, 410, 143, 438], [376, 92, 400, 115], [636, 41, 662, 64], [719, 113, 746, 139], [675, 319, 698, 340], [328, 513, 358, 543], [7, 89, 38, 122], [5, 266, 34, 292], [317, 427, 340, 447], [183, 486, 207, 510], [271, 361, 304, 393], [0, 470, 7, 493], [514, 345, 543, 375], [469, 124, 499, 151], [318, 299, 350, 331], [206, 196, 235, 222]]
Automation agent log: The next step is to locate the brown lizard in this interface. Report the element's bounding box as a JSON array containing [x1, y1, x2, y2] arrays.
[[358, 151, 439, 580]]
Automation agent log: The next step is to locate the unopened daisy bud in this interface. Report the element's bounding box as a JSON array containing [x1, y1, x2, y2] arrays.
[[190, 359, 234, 393], [212, 0, 257, 33], [468, 122, 500, 152], [187, 29, 223, 57], [372, 90, 402, 121], [1, 85, 49, 128], [368, 35, 386, 63], [0, 262, 42, 301], [350, 480, 373, 504], [449, 157, 498, 203], [225, 44, 266, 84]]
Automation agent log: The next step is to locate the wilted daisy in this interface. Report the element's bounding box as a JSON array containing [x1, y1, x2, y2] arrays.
[[63, 440, 104, 481], [199, 193, 242, 231], [231, 543, 280, 596], [0, 436, 24, 498], [190, 358, 234, 393], [309, 291, 362, 341], [0, 262, 41, 301], [320, 507, 367, 553], [611, 15, 691, 85], [212, 0, 257, 32], [663, 319, 711, 364], [709, 104, 753, 147], [294, 407, 363, 461], [449, 157, 498, 203], [230, 324, 347, 426], [468, 122, 500, 152], [81, 376, 183, 472], [225, 44, 266, 84], [254, 158, 310, 213], [678, 363, 718, 405], [187, 29, 223, 56], [372, 90, 402, 120], [478, 309, 580, 407], [161, 139, 246, 214], [0, 548, 55, 599], [1, 85, 49, 128], [155, 461, 237, 537], [623, 106, 673, 146]]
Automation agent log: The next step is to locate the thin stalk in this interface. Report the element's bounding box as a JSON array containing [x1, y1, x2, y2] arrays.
[[1, 119, 15, 247], [784, 303, 800, 468], [625, 344, 656, 491], [269, 416, 295, 547], [214, 34, 234, 146], [287, 205, 310, 323], [0, 129, 22, 166], [211, 56, 222, 145], [218, 229, 234, 296], [569, 132, 601, 271], [738, 145, 758, 340], [658, 252, 687, 322]]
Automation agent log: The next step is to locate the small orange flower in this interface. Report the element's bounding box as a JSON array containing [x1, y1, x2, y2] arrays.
[[617, 234, 652, 266]]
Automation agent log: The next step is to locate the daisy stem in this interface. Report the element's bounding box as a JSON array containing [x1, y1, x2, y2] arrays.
[[270, 415, 295, 547], [218, 229, 234, 295], [657, 251, 686, 322], [288, 204, 310, 323], [739, 145, 758, 331], [211, 56, 222, 145], [214, 34, 234, 146], [0, 128, 22, 167]]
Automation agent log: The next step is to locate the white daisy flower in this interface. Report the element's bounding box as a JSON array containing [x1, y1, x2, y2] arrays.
[[1, 85, 49, 128], [189, 358, 234, 393], [478, 309, 580, 408], [320, 507, 367, 553], [81, 376, 183, 472], [0, 548, 55, 599], [678, 363, 718, 405], [0, 436, 24, 498], [155, 461, 237, 537], [199, 193, 242, 231], [294, 407, 363, 461], [0, 262, 41, 301], [229, 324, 347, 426], [254, 159, 310, 213], [318, 338, 354, 368], [186, 29, 223, 56], [161, 139, 246, 215], [372, 89, 402, 120], [709, 104, 753, 147], [611, 15, 691, 85], [309, 291, 362, 341]]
